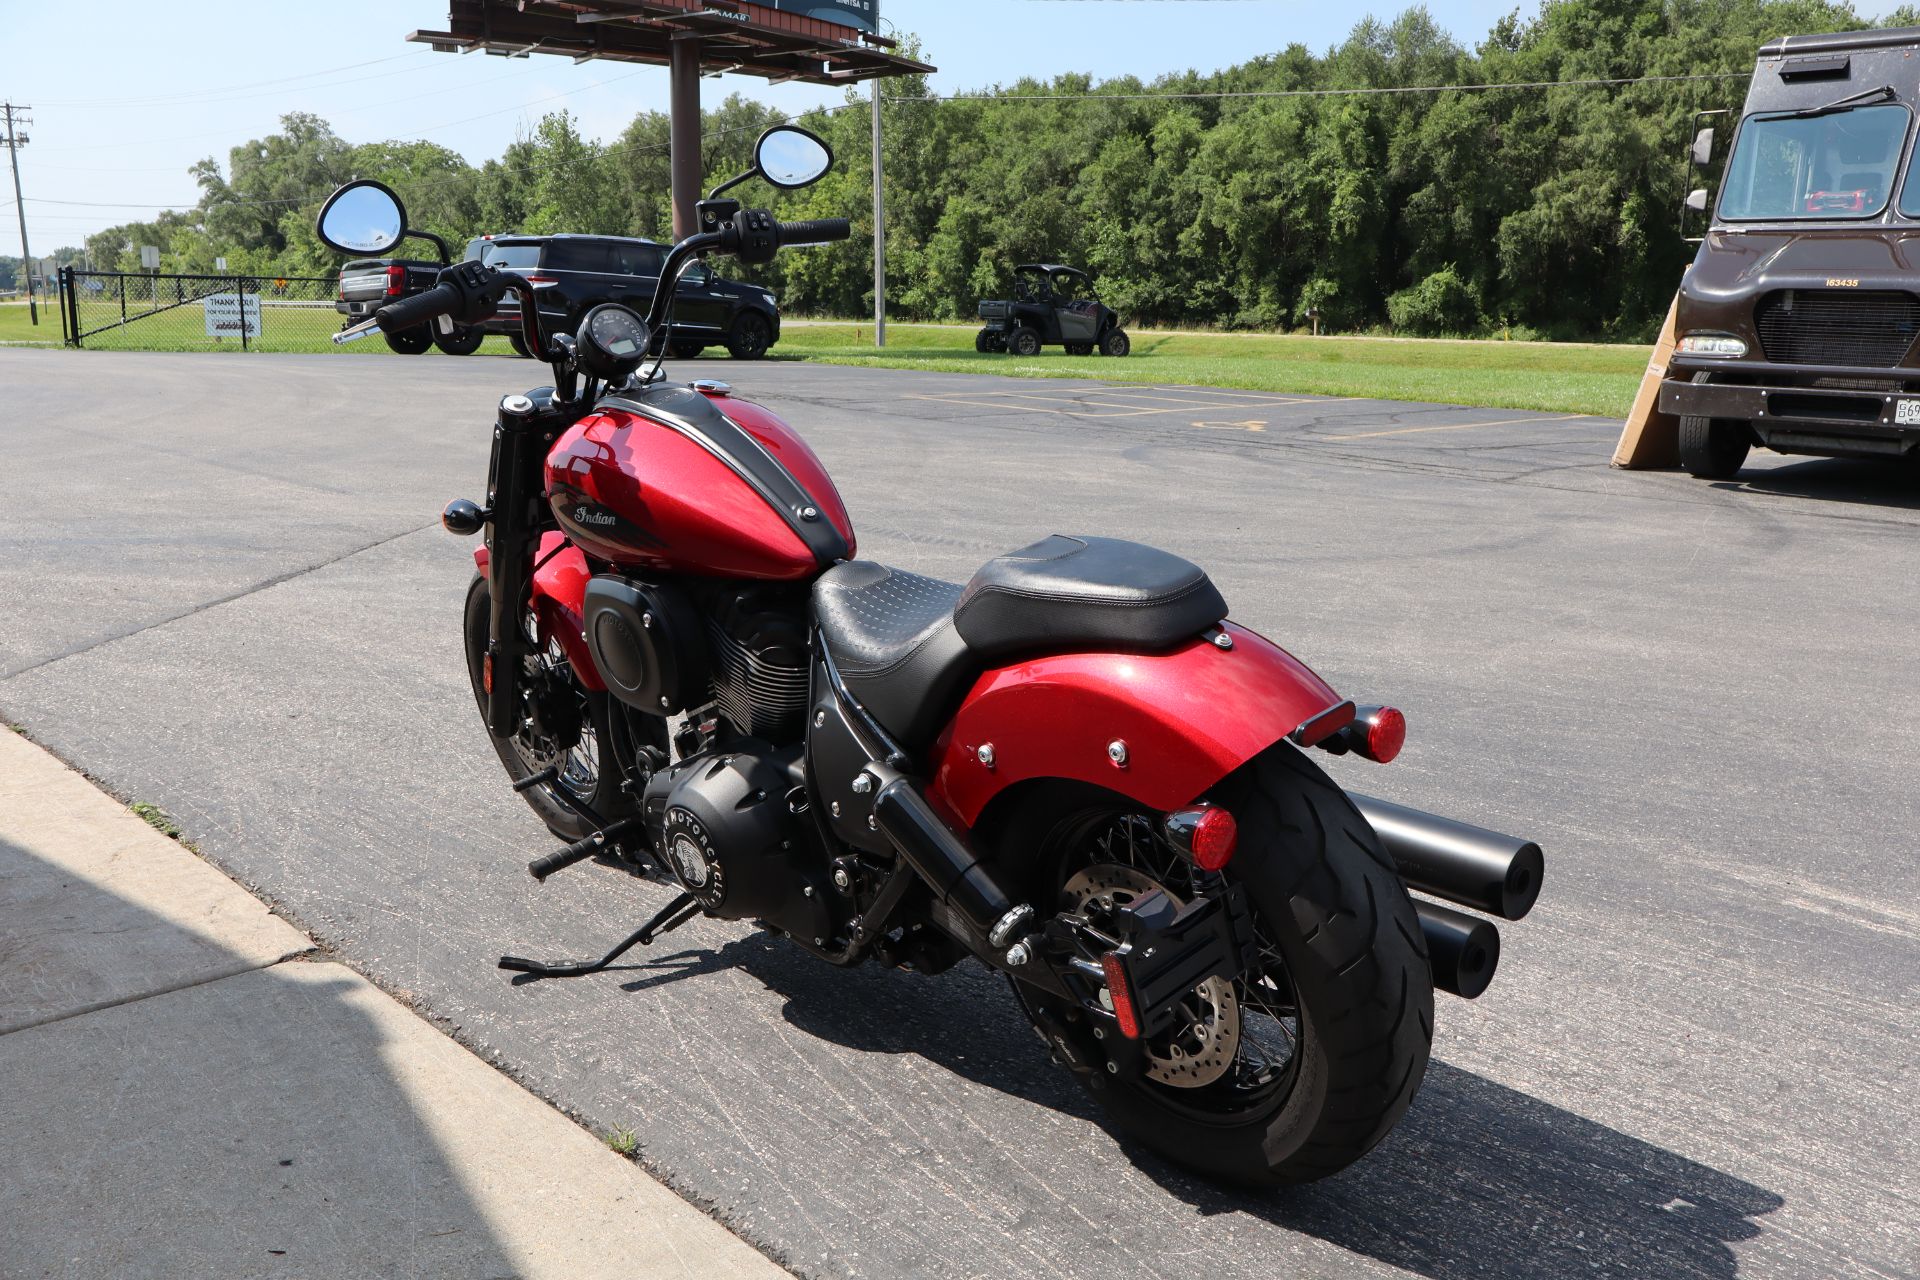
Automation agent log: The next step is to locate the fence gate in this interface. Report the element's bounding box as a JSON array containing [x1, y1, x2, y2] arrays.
[[58, 268, 339, 352]]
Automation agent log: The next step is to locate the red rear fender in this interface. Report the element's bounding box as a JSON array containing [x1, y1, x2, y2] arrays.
[[928, 622, 1342, 826]]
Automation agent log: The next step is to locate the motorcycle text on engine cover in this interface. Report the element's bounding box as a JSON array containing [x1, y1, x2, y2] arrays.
[[315, 125, 1546, 1185]]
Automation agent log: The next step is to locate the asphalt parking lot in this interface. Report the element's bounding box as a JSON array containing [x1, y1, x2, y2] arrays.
[[2, 347, 1916, 1280]]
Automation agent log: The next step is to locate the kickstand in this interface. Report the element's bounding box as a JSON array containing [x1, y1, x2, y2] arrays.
[[498, 892, 703, 978]]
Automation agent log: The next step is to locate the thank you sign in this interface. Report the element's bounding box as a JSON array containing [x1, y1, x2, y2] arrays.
[[204, 292, 263, 338]]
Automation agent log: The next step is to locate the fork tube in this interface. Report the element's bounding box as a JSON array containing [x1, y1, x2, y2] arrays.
[[485, 395, 543, 738]]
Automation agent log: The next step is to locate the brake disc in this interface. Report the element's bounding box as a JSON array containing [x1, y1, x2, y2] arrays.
[[1064, 863, 1240, 1088]]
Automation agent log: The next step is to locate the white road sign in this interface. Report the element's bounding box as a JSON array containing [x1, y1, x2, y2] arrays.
[[203, 292, 262, 339]]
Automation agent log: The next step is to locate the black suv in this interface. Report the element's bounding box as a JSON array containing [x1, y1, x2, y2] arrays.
[[465, 234, 781, 359]]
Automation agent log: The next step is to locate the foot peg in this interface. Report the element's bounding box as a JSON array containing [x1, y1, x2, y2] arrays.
[[528, 817, 643, 882], [499, 892, 703, 978]]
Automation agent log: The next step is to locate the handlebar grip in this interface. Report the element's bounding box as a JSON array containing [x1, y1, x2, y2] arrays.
[[375, 280, 462, 333], [776, 218, 852, 247]]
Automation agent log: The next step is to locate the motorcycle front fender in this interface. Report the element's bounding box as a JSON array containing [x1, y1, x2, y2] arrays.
[[473, 535, 605, 692], [928, 622, 1342, 827]]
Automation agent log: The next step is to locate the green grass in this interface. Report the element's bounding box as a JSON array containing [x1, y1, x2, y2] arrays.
[[6, 301, 1650, 415], [604, 1126, 639, 1156], [774, 323, 1649, 418], [0, 300, 60, 345], [130, 802, 182, 840], [1, 299, 524, 357]]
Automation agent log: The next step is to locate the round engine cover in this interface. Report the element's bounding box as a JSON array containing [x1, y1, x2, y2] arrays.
[[653, 748, 830, 936]]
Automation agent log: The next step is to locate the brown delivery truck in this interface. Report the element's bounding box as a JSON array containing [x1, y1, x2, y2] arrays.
[[1666, 26, 1920, 477]]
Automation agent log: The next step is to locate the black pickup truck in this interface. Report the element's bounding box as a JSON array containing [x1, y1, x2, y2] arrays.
[[335, 258, 486, 355]]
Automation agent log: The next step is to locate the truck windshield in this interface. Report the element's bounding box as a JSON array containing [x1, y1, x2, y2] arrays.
[[1719, 103, 1909, 220]]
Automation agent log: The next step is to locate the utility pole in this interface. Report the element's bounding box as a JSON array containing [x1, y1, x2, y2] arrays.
[[2, 103, 34, 325], [870, 77, 885, 349]]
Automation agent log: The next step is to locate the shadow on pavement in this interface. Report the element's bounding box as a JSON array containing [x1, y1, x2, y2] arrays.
[[1719, 456, 1920, 510], [609, 931, 1781, 1280], [0, 838, 523, 1280]]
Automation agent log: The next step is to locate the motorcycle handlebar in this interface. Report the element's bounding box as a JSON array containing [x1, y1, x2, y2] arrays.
[[775, 217, 851, 247], [375, 280, 462, 333]]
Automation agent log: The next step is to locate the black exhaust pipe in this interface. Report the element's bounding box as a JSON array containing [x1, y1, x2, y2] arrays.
[[1415, 900, 1500, 999], [1349, 793, 1544, 921]]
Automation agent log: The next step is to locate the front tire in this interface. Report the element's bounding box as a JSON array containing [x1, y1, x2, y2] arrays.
[[463, 574, 653, 841], [1099, 328, 1131, 358], [1008, 326, 1042, 357], [1677, 371, 1752, 479], [507, 332, 534, 359], [1003, 744, 1433, 1185]]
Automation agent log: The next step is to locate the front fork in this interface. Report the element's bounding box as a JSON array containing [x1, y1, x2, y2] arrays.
[[484, 394, 554, 739]]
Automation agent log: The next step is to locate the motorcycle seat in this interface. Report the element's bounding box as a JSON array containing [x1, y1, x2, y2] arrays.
[[812, 536, 1227, 749], [812, 561, 971, 748]]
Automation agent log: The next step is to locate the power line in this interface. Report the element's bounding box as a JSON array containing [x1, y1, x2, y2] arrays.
[[29, 51, 435, 109]]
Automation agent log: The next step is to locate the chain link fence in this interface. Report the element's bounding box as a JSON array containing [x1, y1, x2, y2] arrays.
[[58, 269, 349, 353]]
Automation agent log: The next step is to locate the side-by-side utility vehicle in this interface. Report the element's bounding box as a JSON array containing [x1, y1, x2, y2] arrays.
[[313, 126, 1545, 1187], [1671, 26, 1920, 477], [978, 264, 1130, 357]]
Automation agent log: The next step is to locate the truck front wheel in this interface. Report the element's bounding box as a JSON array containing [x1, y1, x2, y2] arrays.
[[1678, 375, 1752, 479]]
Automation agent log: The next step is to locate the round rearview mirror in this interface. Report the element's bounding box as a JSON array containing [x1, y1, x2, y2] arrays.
[[316, 180, 408, 255], [755, 126, 832, 189]]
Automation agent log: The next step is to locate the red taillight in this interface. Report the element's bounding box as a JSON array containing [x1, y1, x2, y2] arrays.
[[384, 264, 406, 297], [1165, 805, 1238, 872], [1100, 952, 1141, 1039], [1360, 705, 1406, 764], [1189, 807, 1238, 871], [521, 275, 557, 288]]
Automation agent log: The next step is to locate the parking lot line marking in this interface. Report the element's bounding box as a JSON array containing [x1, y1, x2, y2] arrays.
[[904, 392, 1298, 420], [1329, 413, 1588, 440]]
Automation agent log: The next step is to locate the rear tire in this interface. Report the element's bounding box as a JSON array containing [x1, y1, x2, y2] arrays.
[[384, 326, 432, 355], [670, 340, 706, 359], [726, 312, 772, 360], [1009, 326, 1042, 357], [1678, 371, 1752, 479], [1003, 744, 1433, 1185], [975, 328, 999, 353], [507, 332, 534, 359], [433, 325, 486, 356]]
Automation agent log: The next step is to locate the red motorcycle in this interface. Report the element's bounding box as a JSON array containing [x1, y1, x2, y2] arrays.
[[317, 127, 1544, 1185]]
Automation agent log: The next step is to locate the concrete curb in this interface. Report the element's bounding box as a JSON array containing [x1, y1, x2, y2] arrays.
[[0, 729, 788, 1279]]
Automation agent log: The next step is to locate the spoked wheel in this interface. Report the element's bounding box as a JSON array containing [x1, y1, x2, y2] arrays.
[[463, 574, 658, 841], [1005, 744, 1434, 1185]]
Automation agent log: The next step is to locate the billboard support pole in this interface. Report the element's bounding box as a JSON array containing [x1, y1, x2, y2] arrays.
[[871, 75, 885, 349], [669, 36, 702, 239]]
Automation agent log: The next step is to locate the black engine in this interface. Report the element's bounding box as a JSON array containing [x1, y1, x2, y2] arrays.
[[641, 741, 839, 946]]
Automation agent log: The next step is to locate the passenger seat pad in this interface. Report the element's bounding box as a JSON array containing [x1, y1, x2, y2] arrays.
[[953, 534, 1227, 658]]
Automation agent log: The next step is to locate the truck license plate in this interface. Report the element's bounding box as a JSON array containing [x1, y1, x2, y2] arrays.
[[1897, 399, 1920, 426]]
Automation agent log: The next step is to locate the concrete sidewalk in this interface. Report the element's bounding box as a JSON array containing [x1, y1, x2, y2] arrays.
[[0, 728, 786, 1280]]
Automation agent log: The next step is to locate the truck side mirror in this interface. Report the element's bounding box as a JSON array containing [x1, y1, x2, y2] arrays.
[[1691, 127, 1715, 168], [1685, 188, 1710, 213]]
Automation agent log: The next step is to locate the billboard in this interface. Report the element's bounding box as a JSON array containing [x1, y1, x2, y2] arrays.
[[764, 0, 877, 33]]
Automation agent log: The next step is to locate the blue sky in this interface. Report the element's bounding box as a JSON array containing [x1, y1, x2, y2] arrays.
[[2, 0, 1905, 251]]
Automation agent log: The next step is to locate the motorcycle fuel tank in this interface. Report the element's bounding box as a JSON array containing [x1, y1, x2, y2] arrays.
[[545, 383, 856, 580]]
